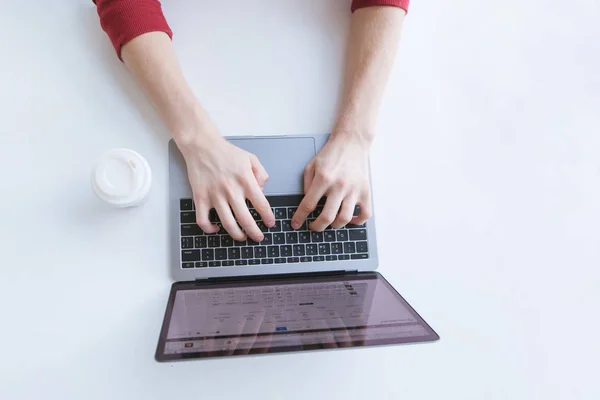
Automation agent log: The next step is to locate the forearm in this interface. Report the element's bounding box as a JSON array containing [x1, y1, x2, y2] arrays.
[[121, 32, 217, 149], [335, 6, 405, 143]]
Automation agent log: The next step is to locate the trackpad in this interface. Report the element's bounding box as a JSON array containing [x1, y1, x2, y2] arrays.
[[228, 137, 316, 195]]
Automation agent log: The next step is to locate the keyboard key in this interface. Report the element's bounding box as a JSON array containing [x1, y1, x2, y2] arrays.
[[195, 262, 208, 268], [267, 246, 280, 258], [318, 243, 331, 255], [353, 205, 361, 216], [221, 235, 234, 247], [181, 237, 194, 249], [249, 259, 261, 265], [282, 220, 293, 231], [281, 245, 293, 257], [311, 207, 323, 218], [180, 199, 193, 211], [261, 233, 273, 245], [338, 254, 350, 260], [180, 212, 196, 223], [222, 260, 235, 266], [182, 250, 200, 261], [274, 208, 287, 219], [249, 209, 260, 220], [286, 232, 298, 244], [351, 254, 369, 260], [336, 230, 349, 241], [287, 257, 300, 263], [325, 255, 337, 261], [182, 262, 195, 269], [293, 244, 306, 256], [356, 241, 368, 253], [209, 209, 219, 223], [313, 256, 325, 262], [216, 224, 227, 235], [215, 248, 228, 260], [254, 246, 267, 258], [242, 247, 254, 259], [343, 242, 356, 254], [331, 243, 343, 254], [234, 239, 246, 247], [347, 222, 366, 228], [209, 261, 222, 267], [299, 231, 311, 243], [311, 231, 324, 242], [194, 236, 207, 248], [287, 207, 297, 219], [273, 233, 285, 244], [207, 236, 221, 248], [306, 244, 318, 256], [270, 221, 282, 232], [349, 229, 367, 241], [247, 238, 259, 246], [261, 259, 275, 264], [324, 231, 336, 242], [201, 249, 214, 261], [235, 260, 248, 266], [257, 221, 269, 233], [181, 224, 203, 236], [274, 258, 286, 264], [300, 256, 312, 262], [228, 248, 241, 259]]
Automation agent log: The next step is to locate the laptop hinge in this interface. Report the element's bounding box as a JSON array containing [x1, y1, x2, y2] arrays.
[[195, 270, 358, 284]]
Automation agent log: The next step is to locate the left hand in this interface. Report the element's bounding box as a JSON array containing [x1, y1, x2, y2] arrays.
[[291, 134, 373, 231]]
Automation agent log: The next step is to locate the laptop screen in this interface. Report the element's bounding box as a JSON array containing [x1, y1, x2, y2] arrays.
[[155, 272, 438, 361]]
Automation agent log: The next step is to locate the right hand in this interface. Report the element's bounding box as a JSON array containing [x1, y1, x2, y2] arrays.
[[178, 134, 275, 242]]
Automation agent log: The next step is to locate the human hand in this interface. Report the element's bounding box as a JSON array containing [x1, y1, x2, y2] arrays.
[[291, 134, 372, 231], [179, 132, 275, 242]]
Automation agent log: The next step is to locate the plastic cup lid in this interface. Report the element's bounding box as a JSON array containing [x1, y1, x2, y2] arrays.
[[91, 149, 151, 207]]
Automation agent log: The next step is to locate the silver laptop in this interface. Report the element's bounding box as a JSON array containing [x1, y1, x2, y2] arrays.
[[169, 134, 378, 281], [156, 135, 438, 361]]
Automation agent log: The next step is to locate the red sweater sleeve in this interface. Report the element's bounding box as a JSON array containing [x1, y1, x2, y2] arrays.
[[93, 0, 172, 59], [94, 0, 407, 60], [351, 0, 410, 13]]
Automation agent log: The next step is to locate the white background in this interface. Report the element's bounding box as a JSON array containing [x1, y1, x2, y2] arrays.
[[1, 1, 599, 399]]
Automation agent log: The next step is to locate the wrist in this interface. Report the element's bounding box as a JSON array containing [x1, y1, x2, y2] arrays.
[[172, 108, 224, 157], [331, 113, 376, 147]]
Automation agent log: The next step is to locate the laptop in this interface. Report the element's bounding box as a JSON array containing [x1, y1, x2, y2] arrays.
[[155, 134, 439, 361]]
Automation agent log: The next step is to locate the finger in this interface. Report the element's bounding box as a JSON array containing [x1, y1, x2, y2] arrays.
[[310, 191, 344, 232], [194, 199, 219, 234], [351, 193, 373, 226], [230, 197, 264, 242], [245, 178, 275, 227], [331, 196, 357, 230], [245, 312, 269, 355], [214, 198, 246, 241], [250, 155, 269, 188], [292, 182, 327, 229], [303, 161, 315, 195], [325, 309, 352, 348]]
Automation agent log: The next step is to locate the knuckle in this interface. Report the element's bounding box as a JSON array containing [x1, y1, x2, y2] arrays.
[[300, 202, 316, 214], [196, 218, 211, 229], [321, 212, 336, 223], [316, 170, 332, 184]]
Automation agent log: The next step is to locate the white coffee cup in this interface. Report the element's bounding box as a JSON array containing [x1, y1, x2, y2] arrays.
[[91, 148, 152, 207]]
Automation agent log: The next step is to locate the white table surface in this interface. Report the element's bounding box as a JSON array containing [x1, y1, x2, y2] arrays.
[[1, 1, 599, 399]]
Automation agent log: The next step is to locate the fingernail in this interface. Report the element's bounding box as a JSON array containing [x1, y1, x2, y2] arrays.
[[291, 222, 299, 230]]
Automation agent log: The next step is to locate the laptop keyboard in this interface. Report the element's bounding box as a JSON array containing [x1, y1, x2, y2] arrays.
[[179, 195, 369, 269]]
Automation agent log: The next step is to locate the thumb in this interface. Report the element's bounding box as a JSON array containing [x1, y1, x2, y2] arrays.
[[250, 155, 269, 187]]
